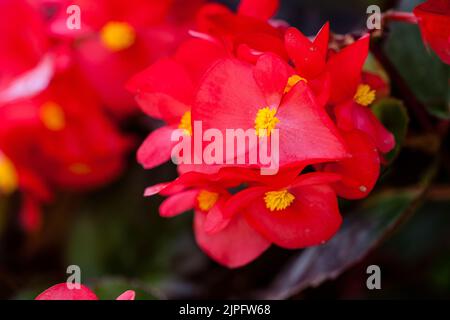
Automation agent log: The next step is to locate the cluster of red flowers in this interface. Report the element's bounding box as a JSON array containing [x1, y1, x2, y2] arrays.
[[129, 0, 399, 268], [0, 0, 203, 231]]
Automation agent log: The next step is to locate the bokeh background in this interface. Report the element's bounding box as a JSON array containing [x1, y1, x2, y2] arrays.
[[1, 0, 449, 299]]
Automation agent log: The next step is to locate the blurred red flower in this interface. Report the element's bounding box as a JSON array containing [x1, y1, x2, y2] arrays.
[[31, 0, 205, 117], [414, 0, 450, 64], [0, 68, 131, 231]]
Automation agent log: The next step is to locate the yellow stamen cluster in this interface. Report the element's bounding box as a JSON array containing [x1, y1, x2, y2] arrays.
[[40, 101, 66, 131], [284, 74, 307, 94], [100, 21, 136, 52], [178, 111, 192, 136], [254, 107, 279, 137], [0, 153, 18, 194], [197, 190, 219, 212], [69, 163, 91, 175], [354, 84, 376, 106], [264, 189, 295, 211]]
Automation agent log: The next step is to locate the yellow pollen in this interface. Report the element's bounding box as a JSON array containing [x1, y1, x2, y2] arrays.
[[0, 153, 18, 194], [354, 84, 376, 106], [197, 190, 219, 211], [100, 21, 136, 52], [40, 101, 65, 131], [254, 107, 279, 137], [284, 74, 307, 94], [178, 111, 192, 136], [69, 163, 91, 175], [264, 189, 295, 211]]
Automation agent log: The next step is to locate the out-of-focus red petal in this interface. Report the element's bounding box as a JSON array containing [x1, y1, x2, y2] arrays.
[[116, 290, 136, 300], [235, 33, 288, 64], [137, 125, 178, 169], [127, 58, 194, 120], [203, 200, 232, 234], [0, 0, 48, 89], [35, 283, 99, 300], [144, 183, 171, 197], [160, 190, 198, 217], [127, 58, 193, 103], [194, 210, 270, 268], [19, 195, 42, 233], [237, 0, 279, 20], [174, 38, 226, 84]]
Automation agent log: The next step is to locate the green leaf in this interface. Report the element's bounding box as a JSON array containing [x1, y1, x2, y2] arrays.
[[384, 22, 450, 119], [255, 190, 421, 299], [254, 155, 439, 299], [372, 98, 409, 163]]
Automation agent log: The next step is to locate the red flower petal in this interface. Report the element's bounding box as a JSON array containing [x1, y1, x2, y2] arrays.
[[194, 210, 270, 268], [414, 0, 450, 64], [127, 58, 193, 121], [160, 189, 198, 217], [203, 199, 232, 234], [327, 35, 370, 104], [334, 101, 395, 154], [323, 130, 380, 199], [137, 125, 178, 169], [35, 283, 99, 300], [195, 59, 347, 166], [174, 38, 226, 84], [245, 184, 342, 249], [194, 58, 265, 132], [237, 0, 279, 20], [136, 92, 190, 123], [276, 81, 348, 165], [116, 290, 136, 300], [285, 23, 329, 79], [254, 53, 293, 108]]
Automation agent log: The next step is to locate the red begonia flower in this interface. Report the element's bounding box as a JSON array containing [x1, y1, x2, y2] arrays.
[[193, 54, 348, 169], [414, 0, 450, 64], [35, 283, 135, 300], [23, 70, 131, 191], [0, 68, 130, 230], [225, 172, 342, 249], [33, 0, 204, 117]]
